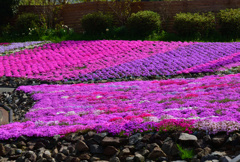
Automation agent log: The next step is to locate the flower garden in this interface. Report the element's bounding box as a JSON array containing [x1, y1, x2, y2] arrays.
[[0, 40, 240, 161]]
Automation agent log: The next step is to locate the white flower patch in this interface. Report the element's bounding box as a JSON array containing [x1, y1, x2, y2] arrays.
[[139, 100, 150, 104], [61, 96, 69, 99], [163, 106, 197, 112], [65, 111, 77, 116], [96, 95, 103, 99], [56, 111, 65, 115], [35, 120, 45, 126], [47, 121, 59, 126], [144, 116, 159, 122], [93, 110, 104, 115]]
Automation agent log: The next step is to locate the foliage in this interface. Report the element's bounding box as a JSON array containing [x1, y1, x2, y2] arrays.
[[0, 0, 20, 26], [19, 0, 68, 5], [81, 12, 113, 35], [176, 144, 195, 160], [15, 13, 41, 35], [107, 0, 134, 26], [126, 10, 161, 38], [218, 8, 240, 38], [173, 12, 216, 37]]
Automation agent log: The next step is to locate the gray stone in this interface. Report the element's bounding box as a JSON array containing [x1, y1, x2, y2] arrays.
[[36, 157, 48, 162], [93, 132, 108, 144], [201, 154, 219, 162], [55, 153, 67, 161], [135, 149, 149, 156], [53, 135, 61, 142], [134, 153, 145, 162], [90, 144, 103, 154], [146, 143, 159, 152], [0, 143, 6, 156], [179, 133, 197, 141], [147, 147, 167, 159], [212, 135, 227, 147], [126, 156, 135, 162], [75, 140, 89, 152], [219, 156, 231, 162], [15, 149, 22, 154], [197, 147, 211, 158], [129, 133, 142, 145], [120, 148, 131, 156], [109, 156, 121, 162], [43, 150, 52, 159], [102, 137, 120, 146], [78, 153, 91, 160], [211, 151, 226, 157], [25, 151, 37, 161], [103, 146, 118, 156], [135, 141, 146, 150], [162, 137, 173, 155]]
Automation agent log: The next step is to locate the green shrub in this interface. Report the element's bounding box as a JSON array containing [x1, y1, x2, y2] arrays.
[[126, 10, 161, 37], [15, 12, 41, 35], [218, 8, 240, 37], [173, 12, 215, 37], [81, 12, 113, 35]]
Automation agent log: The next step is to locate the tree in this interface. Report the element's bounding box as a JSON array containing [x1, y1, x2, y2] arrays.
[[0, 0, 20, 26]]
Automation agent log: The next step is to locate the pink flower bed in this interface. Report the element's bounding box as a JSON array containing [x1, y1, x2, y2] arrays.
[[0, 73, 239, 140]]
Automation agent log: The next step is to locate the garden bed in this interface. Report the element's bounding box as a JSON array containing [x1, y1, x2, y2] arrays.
[[0, 40, 239, 162]]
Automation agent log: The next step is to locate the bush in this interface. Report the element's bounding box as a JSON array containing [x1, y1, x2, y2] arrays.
[[126, 10, 161, 37], [173, 12, 215, 37], [15, 13, 41, 35], [218, 8, 240, 37], [81, 12, 113, 35]]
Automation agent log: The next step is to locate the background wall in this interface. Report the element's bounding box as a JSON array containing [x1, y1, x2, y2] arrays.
[[18, 0, 240, 33]]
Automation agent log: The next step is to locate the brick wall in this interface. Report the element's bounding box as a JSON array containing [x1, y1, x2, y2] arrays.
[[19, 0, 240, 33]]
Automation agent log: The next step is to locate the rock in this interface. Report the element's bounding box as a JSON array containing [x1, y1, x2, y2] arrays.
[[119, 148, 131, 158], [53, 135, 61, 142], [78, 153, 91, 160], [93, 132, 108, 144], [212, 135, 227, 147], [60, 146, 69, 156], [146, 143, 159, 152], [75, 140, 89, 152], [17, 141, 26, 148], [219, 156, 231, 162], [134, 153, 145, 162], [147, 147, 167, 159], [211, 151, 226, 157], [15, 149, 22, 154], [55, 153, 67, 161], [51, 147, 58, 157], [36, 157, 48, 162], [161, 137, 173, 155], [43, 150, 52, 159], [89, 144, 103, 154], [201, 154, 219, 162], [135, 141, 146, 150], [179, 133, 197, 141], [135, 149, 149, 156], [231, 154, 240, 162], [129, 133, 142, 145], [0, 143, 6, 156], [109, 156, 120, 162], [102, 137, 121, 146], [25, 151, 37, 161], [197, 147, 211, 158], [34, 142, 46, 150], [103, 146, 118, 156], [126, 156, 135, 162]]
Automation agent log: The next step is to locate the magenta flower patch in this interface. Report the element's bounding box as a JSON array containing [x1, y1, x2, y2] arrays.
[[0, 41, 239, 81], [0, 73, 239, 140]]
